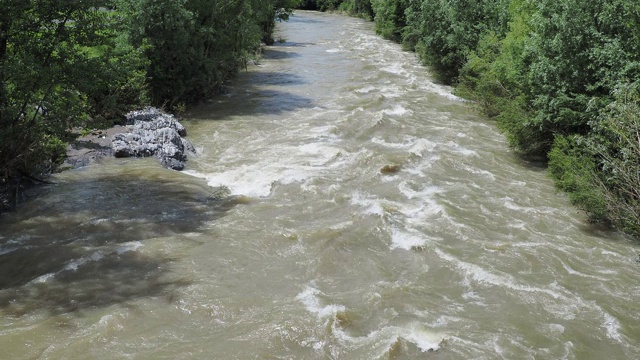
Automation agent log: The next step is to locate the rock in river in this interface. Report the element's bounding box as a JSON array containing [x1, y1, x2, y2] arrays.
[[112, 108, 195, 170]]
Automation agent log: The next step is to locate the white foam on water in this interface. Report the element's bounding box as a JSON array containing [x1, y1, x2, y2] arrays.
[[86, 313, 126, 335], [349, 192, 384, 216], [332, 322, 446, 357], [560, 261, 609, 281], [307, 124, 340, 141], [296, 285, 345, 319], [89, 218, 110, 225], [446, 141, 478, 157], [402, 324, 446, 352], [382, 105, 411, 116], [500, 197, 556, 215], [413, 78, 464, 101], [367, 84, 402, 99], [409, 139, 437, 157], [396, 188, 444, 223], [297, 143, 339, 164], [326, 48, 347, 53], [185, 143, 345, 197], [548, 323, 566, 335], [434, 248, 564, 300], [602, 311, 623, 342], [0, 237, 31, 256], [380, 63, 406, 76], [390, 228, 426, 250], [32, 273, 55, 284], [463, 165, 496, 180], [355, 85, 376, 94], [0, 246, 18, 256], [370, 136, 412, 149], [599, 249, 619, 256], [64, 250, 105, 271], [116, 241, 144, 255], [398, 181, 440, 200], [186, 167, 279, 197], [98, 314, 114, 328], [63, 259, 84, 272]]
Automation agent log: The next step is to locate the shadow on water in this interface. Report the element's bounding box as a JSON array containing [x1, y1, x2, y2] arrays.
[[187, 36, 317, 120], [250, 71, 306, 86], [187, 67, 315, 120], [277, 41, 316, 47], [512, 156, 548, 172], [0, 163, 239, 316], [262, 48, 302, 60], [288, 13, 326, 25], [187, 88, 314, 120]]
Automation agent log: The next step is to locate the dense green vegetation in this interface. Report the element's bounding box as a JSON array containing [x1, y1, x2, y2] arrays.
[[298, 0, 374, 19], [303, 0, 640, 238], [0, 0, 298, 211], [3, 1, 639, 238]]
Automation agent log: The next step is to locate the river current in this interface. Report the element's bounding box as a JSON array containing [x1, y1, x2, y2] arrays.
[[1, 11, 639, 359]]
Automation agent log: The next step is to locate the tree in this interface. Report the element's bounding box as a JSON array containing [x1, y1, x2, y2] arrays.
[[0, 0, 145, 210], [118, 0, 299, 105], [549, 83, 640, 236], [259, 0, 301, 45], [370, 0, 408, 42], [0, 0, 139, 205], [406, 0, 509, 84], [523, 0, 640, 157]]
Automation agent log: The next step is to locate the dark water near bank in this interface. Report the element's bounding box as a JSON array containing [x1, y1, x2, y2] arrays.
[[1, 11, 639, 359]]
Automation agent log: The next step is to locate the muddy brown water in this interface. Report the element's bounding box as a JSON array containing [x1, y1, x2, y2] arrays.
[[1, 11, 639, 359]]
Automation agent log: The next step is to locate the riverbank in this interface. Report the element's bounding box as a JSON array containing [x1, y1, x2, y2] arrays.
[[65, 108, 194, 171], [0, 108, 193, 215], [63, 126, 132, 170], [1, 126, 130, 214]]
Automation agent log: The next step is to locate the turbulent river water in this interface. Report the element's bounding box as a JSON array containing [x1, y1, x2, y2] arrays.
[[1, 11, 640, 359]]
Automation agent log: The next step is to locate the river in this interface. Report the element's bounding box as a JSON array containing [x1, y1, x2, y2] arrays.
[[1, 11, 639, 359]]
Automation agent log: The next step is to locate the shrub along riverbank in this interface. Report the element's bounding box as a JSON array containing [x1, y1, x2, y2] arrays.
[[301, 0, 640, 239], [0, 0, 298, 212], [3, 1, 639, 239]]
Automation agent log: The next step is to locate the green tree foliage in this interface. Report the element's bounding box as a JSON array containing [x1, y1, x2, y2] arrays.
[[456, 0, 547, 155], [451, 0, 640, 235], [458, 1, 640, 159], [1, 0, 298, 211], [0, 0, 146, 209], [548, 135, 608, 222], [339, 0, 375, 20], [325, 0, 640, 236], [298, 0, 343, 11], [258, 0, 301, 45], [118, 0, 299, 106], [295, 0, 373, 19], [370, 0, 409, 42], [405, 0, 509, 84], [524, 1, 640, 155], [587, 83, 640, 236], [549, 83, 640, 236]]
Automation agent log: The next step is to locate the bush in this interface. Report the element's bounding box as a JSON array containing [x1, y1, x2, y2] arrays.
[[548, 135, 608, 222], [0, 1, 147, 195], [586, 83, 640, 235], [548, 83, 640, 236], [340, 0, 374, 20], [406, 0, 509, 84], [370, 0, 408, 42]]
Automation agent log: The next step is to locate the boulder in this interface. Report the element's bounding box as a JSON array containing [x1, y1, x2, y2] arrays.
[[111, 108, 195, 170]]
